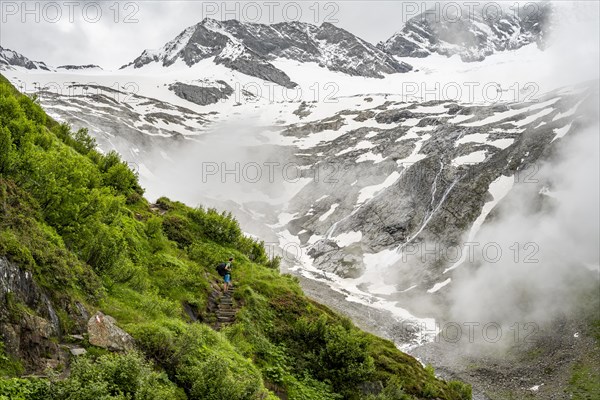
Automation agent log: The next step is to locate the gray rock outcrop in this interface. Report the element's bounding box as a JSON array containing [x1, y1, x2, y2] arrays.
[[0, 46, 50, 70], [0, 257, 62, 372], [169, 80, 234, 105], [87, 312, 134, 352]]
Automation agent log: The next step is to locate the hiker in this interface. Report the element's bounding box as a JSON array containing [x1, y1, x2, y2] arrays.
[[222, 257, 233, 292]]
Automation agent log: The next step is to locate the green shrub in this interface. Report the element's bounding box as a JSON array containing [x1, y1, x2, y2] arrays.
[[18, 95, 46, 125], [0, 89, 25, 127], [236, 236, 269, 265], [265, 255, 281, 271], [0, 342, 24, 378], [318, 325, 375, 390], [0, 378, 49, 400], [188, 241, 227, 268], [366, 377, 411, 400], [129, 321, 178, 366], [448, 381, 472, 400], [284, 374, 341, 400], [104, 162, 138, 194], [51, 351, 184, 400], [422, 382, 440, 398], [0, 126, 13, 172], [162, 215, 194, 248], [188, 207, 242, 245], [72, 128, 96, 154], [172, 324, 265, 400]]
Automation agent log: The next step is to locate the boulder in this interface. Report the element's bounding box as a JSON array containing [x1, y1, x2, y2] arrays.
[[69, 347, 87, 356], [87, 312, 134, 351]]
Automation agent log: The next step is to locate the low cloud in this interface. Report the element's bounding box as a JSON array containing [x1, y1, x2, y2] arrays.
[[449, 123, 599, 332]]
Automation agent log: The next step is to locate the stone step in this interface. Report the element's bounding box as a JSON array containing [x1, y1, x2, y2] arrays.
[[213, 286, 237, 330], [70, 347, 87, 356], [218, 312, 236, 317]]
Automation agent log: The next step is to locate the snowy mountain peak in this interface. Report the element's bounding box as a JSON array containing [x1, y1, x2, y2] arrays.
[[0, 46, 50, 71], [378, 1, 552, 61], [122, 18, 413, 85]]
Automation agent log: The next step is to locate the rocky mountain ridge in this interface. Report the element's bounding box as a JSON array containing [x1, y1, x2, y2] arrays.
[[1, 2, 554, 82], [121, 18, 413, 87], [0, 46, 50, 71], [57, 64, 103, 70], [378, 2, 552, 61]]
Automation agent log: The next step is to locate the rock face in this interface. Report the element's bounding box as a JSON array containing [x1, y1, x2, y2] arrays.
[[57, 64, 102, 70], [277, 81, 597, 295], [213, 42, 297, 88], [378, 2, 552, 61], [87, 312, 134, 351], [122, 18, 412, 84], [0, 46, 50, 70], [0, 257, 62, 372], [69, 347, 87, 356], [169, 80, 234, 106]]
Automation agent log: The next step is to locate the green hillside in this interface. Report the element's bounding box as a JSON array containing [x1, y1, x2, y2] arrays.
[[0, 74, 471, 400]]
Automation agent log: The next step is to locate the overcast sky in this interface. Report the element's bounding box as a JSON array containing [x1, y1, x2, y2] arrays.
[[2, 1, 598, 70], [0, 1, 436, 69]]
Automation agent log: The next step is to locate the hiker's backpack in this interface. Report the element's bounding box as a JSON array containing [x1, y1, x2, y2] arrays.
[[216, 262, 228, 276]]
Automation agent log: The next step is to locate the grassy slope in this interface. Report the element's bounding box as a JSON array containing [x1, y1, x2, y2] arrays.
[[566, 317, 600, 399], [0, 74, 471, 400]]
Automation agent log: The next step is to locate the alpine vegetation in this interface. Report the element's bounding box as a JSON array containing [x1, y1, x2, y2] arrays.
[[1, 1, 598, 399]]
